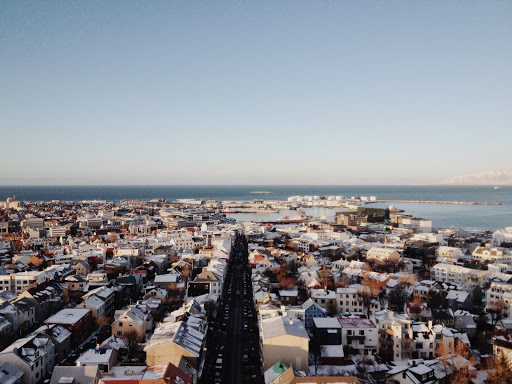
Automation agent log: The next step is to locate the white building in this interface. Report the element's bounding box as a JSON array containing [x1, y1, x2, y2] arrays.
[[366, 247, 401, 263], [486, 282, 512, 318], [336, 287, 364, 314], [13, 271, 47, 293], [338, 317, 378, 356], [374, 310, 412, 360], [435, 246, 464, 260], [0, 335, 55, 384], [493, 227, 512, 247], [472, 246, 512, 265]]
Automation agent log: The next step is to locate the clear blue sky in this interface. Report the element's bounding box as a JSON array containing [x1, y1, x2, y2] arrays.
[[1, 1, 511, 185]]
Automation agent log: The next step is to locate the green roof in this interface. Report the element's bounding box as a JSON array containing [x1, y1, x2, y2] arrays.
[[272, 361, 289, 374]]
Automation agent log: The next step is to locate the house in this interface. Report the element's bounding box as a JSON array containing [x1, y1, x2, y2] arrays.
[[472, 246, 511, 264], [445, 290, 472, 311], [0, 314, 12, 335], [454, 315, 477, 338], [12, 271, 47, 294], [264, 361, 294, 384], [486, 282, 512, 319], [81, 286, 115, 317], [49, 366, 101, 384], [144, 315, 207, 380], [77, 295, 106, 319], [187, 268, 223, 297], [435, 246, 464, 260], [0, 302, 20, 333], [366, 247, 401, 264], [302, 298, 327, 329], [432, 308, 455, 328], [312, 317, 342, 346], [76, 348, 117, 373], [142, 362, 193, 384], [74, 261, 91, 275], [30, 324, 72, 365], [374, 310, 413, 361], [310, 289, 336, 311], [411, 321, 435, 359], [265, 364, 361, 384], [261, 316, 309, 373], [15, 281, 64, 322], [321, 345, 345, 366], [338, 317, 378, 356], [115, 275, 139, 301], [112, 305, 153, 341], [0, 335, 55, 384], [12, 299, 36, 332], [143, 287, 169, 301], [154, 273, 180, 290], [387, 363, 438, 384], [45, 308, 93, 347], [494, 336, 512, 364], [336, 287, 364, 314], [63, 274, 88, 301], [87, 272, 110, 289], [0, 362, 24, 384], [279, 290, 299, 306]]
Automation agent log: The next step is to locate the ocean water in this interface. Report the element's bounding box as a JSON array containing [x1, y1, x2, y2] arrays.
[[0, 185, 510, 231]]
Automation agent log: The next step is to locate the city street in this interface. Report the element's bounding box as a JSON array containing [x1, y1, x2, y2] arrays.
[[200, 233, 263, 384]]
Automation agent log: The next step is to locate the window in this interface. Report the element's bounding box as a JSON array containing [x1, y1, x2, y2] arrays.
[[119, 322, 123, 327], [117, 330, 122, 336], [359, 330, 364, 335], [129, 322, 133, 326]]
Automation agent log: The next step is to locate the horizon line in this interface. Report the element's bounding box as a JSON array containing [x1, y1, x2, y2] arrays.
[[0, 184, 506, 187]]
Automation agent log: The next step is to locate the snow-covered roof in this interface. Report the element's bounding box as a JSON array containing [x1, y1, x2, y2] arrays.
[[261, 316, 309, 340]]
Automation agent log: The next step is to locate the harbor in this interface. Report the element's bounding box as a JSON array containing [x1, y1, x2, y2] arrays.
[[372, 199, 502, 205]]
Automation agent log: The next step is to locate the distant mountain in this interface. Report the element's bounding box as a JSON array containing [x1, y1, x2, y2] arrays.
[[442, 170, 512, 185]]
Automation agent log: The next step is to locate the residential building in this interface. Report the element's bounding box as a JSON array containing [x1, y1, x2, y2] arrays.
[[302, 298, 327, 329], [112, 305, 152, 341], [260, 316, 309, 373], [338, 317, 378, 356], [45, 308, 93, 347], [374, 310, 412, 361], [0, 362, 24, 384], [0, 335, 55, 384]]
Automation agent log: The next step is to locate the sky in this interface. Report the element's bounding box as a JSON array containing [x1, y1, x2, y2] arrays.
[[1, 1, 511, 185]]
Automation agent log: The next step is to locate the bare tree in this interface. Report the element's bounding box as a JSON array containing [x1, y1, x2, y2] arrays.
[[310, 337, 324, 376], [122, 328, 141, 355], [96, 316, 114, 329], [488, 300, 508, 325], [326, 299, 338, 317]]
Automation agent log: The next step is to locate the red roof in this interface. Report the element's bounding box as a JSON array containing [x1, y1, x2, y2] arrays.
[[338, 318, 376, 328]]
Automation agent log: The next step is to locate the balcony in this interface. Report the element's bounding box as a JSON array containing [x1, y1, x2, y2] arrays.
[[347, 335, 366, 342]]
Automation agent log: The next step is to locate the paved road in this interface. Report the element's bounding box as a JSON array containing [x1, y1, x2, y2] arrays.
[[200, 234, 263, 384], [225, 263, 243, 383]]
